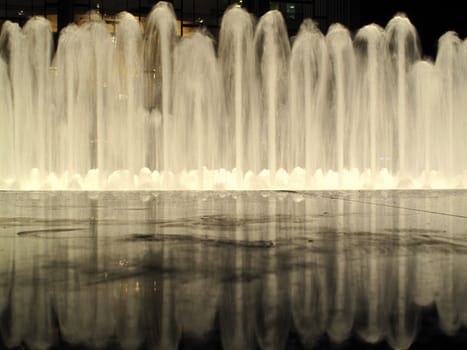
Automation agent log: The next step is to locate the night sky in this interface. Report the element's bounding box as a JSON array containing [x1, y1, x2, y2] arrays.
[[359, 0, 467, 59]]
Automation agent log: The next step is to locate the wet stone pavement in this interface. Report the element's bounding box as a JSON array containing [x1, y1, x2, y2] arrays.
[[1, 190, 467, 350]]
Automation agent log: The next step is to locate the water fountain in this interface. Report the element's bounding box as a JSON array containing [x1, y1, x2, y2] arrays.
[[1, 2, 467, 190], [1, 4, 467, 349]]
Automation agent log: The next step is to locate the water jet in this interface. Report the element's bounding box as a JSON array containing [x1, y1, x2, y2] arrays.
[[2, 3, 467, 190]]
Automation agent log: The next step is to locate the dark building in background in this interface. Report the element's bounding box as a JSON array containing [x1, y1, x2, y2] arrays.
[[0, 0, 359, 38]]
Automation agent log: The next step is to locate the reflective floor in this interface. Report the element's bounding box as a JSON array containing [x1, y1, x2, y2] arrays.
[[1, 191, 467, 349]]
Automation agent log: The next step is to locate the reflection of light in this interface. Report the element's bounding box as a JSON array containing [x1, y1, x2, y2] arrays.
[[46, 14, 58, 32], [18, 10, 24, 16]]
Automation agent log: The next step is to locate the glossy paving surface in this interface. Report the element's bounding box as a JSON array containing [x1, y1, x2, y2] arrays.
[[1, 190, 467, 349]]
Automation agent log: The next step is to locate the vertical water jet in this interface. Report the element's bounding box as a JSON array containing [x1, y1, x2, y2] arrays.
[[254, 10, 290, 180], [172, 31, 222, 188], [113, 13, 145, 172], [288, 19, 329, 177], [354, 24, 390, 174], [0, 53, 14, 182], [436, 32, 461, 179], [144, 1, 177, 171], [386, 14, 420, 176], [218, 6, 256, 179], [326, 24, 355, 174], [409, 61, 441, 181]]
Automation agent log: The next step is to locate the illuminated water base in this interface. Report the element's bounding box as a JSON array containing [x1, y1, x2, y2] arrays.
[[2, 2, 467, 190]]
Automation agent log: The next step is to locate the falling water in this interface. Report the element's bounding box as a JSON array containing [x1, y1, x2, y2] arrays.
[[114, 12, 145, 174], [144, 2, 176, 172], [288, 19, 329, 180], [218, 6, 256, 182], [171, 30, 222, 188], [0, 18, 52, 184], [326, 24, 355, 175], [409, 61, 441, 180], [1, 3, 467, 190], [0, 50, 13, 180], [254, 10, 290, 183], [436, 32, 461, 179], [386, 14, 420, 176]]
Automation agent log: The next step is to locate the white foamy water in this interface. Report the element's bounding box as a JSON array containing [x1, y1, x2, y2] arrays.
[[2, 167, 467, 191], [1, 3, 467, 190]]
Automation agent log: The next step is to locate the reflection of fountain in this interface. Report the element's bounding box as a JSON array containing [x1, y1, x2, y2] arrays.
[[1, 3, 467, 189], [1, 191, 467, 349]]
